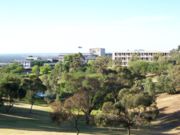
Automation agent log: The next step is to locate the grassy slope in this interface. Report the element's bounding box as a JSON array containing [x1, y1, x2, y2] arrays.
[[153, 93, 180, 134], [0, 94, 179, 135], [0, 103, 125, 135]]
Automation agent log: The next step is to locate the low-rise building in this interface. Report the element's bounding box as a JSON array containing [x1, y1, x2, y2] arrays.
[[89, 48, 106, 56], [26, 56, 42, 61], [112, 50, 170, 66], [22, 60, 32, 69]]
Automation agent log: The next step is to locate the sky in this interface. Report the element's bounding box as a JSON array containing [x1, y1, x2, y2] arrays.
[[0, 0, 180, 54]]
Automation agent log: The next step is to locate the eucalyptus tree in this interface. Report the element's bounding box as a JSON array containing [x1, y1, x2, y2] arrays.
[[22, 75, 46, 113], [1, 62, 23, 74], [59, 72, 105, 125], [96, 83, 158, 135], [40, 64, 51, 74], [32, 65, 40, 76], [0, 73, 26, 112], [102, 67, 134, 103]]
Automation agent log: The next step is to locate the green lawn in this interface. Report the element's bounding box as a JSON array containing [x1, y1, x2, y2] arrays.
[[0, 99, 179, 135], [0, 103, 127, 135]]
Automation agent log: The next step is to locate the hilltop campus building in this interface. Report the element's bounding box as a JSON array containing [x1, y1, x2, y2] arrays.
[[112, 50, 170, 66], [20, 48, 108, 70], [16, 48, 170, 70]]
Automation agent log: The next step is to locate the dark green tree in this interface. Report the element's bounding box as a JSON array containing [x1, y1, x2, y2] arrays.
[[91, 56, 112, 73], [0, 73, 26, 112], [103, 67, 133, 103], [1, 63, 23, 74], [157, 75, 176, 94], [22, 76, 46, 113], [60, 72, 104, 125], [63, 53, 86, 72]]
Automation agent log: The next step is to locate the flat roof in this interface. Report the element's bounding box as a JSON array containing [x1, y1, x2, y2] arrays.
[[113, 51, 170, 53]]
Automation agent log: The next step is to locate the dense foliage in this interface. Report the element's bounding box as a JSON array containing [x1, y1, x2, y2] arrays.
[[0, 47, 179, 135]]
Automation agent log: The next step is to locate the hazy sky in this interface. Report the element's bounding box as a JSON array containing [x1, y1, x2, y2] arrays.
[[0, 0, 180, 53]]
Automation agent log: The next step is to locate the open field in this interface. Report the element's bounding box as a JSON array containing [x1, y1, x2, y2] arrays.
[[152, 93, 180, 135], [0, 93, 180, 135]]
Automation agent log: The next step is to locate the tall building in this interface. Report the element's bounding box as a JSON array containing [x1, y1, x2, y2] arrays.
[[112, 50, 170, 66], [89, 48, 106, 56]]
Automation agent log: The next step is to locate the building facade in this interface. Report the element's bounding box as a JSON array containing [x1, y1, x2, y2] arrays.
[[89, 48, 106, 56], [112, 51, 170, 66]]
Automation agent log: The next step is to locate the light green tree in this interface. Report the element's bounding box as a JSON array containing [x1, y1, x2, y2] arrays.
[[40, 64, 51, 74], [32, 65, 40, 76]]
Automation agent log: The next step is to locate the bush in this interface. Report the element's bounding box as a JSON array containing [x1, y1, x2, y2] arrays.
[[50, 111, 69, 124], [102, 102, 117, 114], [50, 101, 69, 124], [94, 113, 120, 127]]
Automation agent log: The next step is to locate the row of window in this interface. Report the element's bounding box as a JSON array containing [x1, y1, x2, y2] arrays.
[[115, 57, 153, 61], [114, 52, 169, 56]]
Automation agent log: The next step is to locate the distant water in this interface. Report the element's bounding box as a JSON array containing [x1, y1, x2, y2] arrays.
[[0, 53, 59, 63]]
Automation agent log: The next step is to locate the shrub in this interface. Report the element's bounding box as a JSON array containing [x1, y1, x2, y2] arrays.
[[94, 113, 120, 127], [50, 101, 69, 124], [50, 111, 69, 124]]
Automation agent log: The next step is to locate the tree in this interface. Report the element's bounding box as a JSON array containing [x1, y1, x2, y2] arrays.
[[168, 65, 180, 92], [147, 62, 159, 74], [47, 62, 64, 100], [63, 53, 86, 72], [156, 56, 170, 74], [129, 53, 140, 62], [47, 53, 87, 101], [95, 83, 158, 135], [22, 76, 46, 113], [129, 60, 149, 76], [31, 60, 49, 67], [157, 75, 176, 94], [0, 73, 26, 112], [144, 78, 156, 96], [170, 46, 180, 65], [50, 92, 85, 135], [91, 56, 112, 73], [40, 64, 51, 74], [32, 65, 40, 76], [64, 92, 84, 135], [102, 67, 133, 103], [115, 90, 157, 135], [1, 63, 23, 74], [82, 75, 106, 125], [60, 72, 104, 125]]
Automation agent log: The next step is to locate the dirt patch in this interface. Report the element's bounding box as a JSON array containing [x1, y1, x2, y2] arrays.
[[153, 93, 180, 134]]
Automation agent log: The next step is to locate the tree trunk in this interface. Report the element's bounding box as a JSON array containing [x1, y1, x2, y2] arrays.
[[74, 118, 79, 135], [127, 126, 131, 135], [29, 102, 34, 113], [113, 91, 117, 103], [6, 104, 13, 113], [85, 111, 91, 125], [6, 100, 14, 113]]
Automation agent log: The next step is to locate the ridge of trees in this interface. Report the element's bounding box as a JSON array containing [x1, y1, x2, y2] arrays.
[[0, 46, 179, 135]]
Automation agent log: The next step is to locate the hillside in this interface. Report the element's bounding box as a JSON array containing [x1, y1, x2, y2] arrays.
[[0, 94, 179, 135], [150, 93, 180, 135]]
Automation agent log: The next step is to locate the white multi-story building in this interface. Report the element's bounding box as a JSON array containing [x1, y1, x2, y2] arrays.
[[22, 61, 32, 69], [112, 50, 170, 66], [89, 48, 106, 56], [26, 56, 42, 61]]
